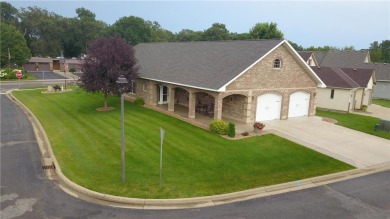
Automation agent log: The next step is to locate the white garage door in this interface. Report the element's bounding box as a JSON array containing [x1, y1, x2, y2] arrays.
[[256, 94, 282, 121], [288, 92, 310, 118]]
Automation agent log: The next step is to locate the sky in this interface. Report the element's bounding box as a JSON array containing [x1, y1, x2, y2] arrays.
[[7, 0, 390, 49]]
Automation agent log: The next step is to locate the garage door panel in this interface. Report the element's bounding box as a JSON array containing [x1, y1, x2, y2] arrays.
[[256, 94, 281, 121], [288, 92, 310, 118]]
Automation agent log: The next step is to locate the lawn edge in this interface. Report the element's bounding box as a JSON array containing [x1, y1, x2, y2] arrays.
[[8, 89, 390, 209]]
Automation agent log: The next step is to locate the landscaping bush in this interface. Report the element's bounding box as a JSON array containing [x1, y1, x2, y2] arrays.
[[362, 105, 368, 111], [134, 97, 145, 105], [0, 68, 26, 80], [227, 122, 236, 137], [242, 132, 249, 136], [209, 119, 228, 135], [69, 67, 77, 73], [53, 84, 61, 92]]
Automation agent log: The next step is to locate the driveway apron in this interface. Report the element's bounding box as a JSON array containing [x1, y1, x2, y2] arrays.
[[264, 116, 390, 168]]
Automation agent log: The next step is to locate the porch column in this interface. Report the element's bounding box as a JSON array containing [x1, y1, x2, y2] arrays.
[[168, 87, 175, 112], [214, 95, 223, 120], [188, 91, 196, 119], [244, 95, 253, 123]]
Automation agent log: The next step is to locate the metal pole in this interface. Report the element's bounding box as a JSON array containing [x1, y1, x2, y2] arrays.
[[18, 78, 20, 90], [42, 71, 45, 87], [121, 93, 125, 183]]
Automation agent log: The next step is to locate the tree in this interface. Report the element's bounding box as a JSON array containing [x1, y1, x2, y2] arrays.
[[288, 40, 304, 51], [249, 22, 284, 39], [0, 2, 18, 26], [18, 6, 64, 57], [369, 41, 382, 62], [175, 29, 203, 41], [381, 40, 390, 63], [203, 23, 230, 41], [79, 37, 139, 109], [0, 22, 31, 67], [107, 16, 151, 45], [148, 21, 175, 42]]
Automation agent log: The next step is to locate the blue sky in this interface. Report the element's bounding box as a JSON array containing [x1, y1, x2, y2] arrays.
[[8, 0, 390, 49]]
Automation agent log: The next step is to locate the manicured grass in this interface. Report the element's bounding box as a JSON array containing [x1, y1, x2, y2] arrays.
[[372, 98, 390, 108], [316, 110, 390, 140], [13, 89, 353, 198]]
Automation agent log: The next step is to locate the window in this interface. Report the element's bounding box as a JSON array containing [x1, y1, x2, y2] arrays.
[[330, 89, 335, 99], [273, 59, 281, 69], [142, 83, 147, 92], [130, 80, 136, 94]]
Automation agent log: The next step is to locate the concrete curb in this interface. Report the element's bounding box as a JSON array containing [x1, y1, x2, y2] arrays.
[[7, 90, 390, 209]]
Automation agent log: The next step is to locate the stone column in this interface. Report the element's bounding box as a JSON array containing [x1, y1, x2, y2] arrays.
[[188, 91, 196, 119], [214, 95, 223, 120], [281, 92, 289, 120], [244, 95, 253, 123], [168, 87, 175, 112]]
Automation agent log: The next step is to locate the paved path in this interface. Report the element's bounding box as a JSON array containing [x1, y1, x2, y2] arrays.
[[264, 116, 390, 168], [351, 104, 390, 119]]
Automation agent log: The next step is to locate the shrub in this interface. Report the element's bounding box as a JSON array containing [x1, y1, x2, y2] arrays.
[[209, 119, 228, 135], [362, 105, 368, 111], [134, 97, 145, 105], [0, 68, 26, 80], [53, 84, 61, 91], [69, 67, 77, 73], [242, 132, 249, 136], [227, 122, 236, 137]]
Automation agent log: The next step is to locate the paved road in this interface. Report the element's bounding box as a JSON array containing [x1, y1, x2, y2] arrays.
[[28, 72, 67, 80], [1, 87, 389, 218]]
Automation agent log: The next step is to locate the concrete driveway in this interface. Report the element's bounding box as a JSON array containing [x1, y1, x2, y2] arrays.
[[264, 116, 390, 168]]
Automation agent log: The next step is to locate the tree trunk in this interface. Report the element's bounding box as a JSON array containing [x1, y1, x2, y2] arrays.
[[104, 93, 108, 108]]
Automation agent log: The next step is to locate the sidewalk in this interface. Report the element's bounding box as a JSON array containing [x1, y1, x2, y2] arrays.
[[351, 104, 390, 119]]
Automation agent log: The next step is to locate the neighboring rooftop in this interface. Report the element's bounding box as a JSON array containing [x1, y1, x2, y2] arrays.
[[314, 50, 370, 67], [311, 66, 374, 89], [134, 40, 284, 91]]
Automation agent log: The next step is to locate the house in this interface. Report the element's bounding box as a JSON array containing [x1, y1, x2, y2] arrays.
[[304, 50, 389, 100], [23, 57, 83, 73], [297, 51, 319, 66], [312, 67, 376, 112], [23, 57, 52, 71], [131, 40, 325, 124]]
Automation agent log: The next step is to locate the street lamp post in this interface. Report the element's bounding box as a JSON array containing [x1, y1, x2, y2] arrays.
[[116, 75, 128, 183]]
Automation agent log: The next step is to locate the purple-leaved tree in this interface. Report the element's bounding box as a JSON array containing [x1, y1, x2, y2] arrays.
[[79, 36, 138, 110]]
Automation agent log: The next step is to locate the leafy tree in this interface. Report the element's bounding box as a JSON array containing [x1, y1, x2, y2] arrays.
[[107, 16, 151, 45], [78, 36, 139, 109], [249, 22, 284, 39], [175, 29, 203, 41], [288, 41, 304, 51], [0, 22, 31, 67], [18, 6, 64, 57], [381, 40, 390, 63], [341, 46, 355, 51], [75, 7, 107, 54], [203, 23, 230, 41], [304, 45, 338, 51], [148, 21, 175, 42], [0, 2, 18, 26], [230, 32, 251, 40]]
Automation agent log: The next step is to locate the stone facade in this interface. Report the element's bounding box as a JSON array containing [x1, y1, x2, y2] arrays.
[[132, 43, 319, 124]]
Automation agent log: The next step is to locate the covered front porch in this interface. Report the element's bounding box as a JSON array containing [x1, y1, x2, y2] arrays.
[[153, 103, 254, 134]]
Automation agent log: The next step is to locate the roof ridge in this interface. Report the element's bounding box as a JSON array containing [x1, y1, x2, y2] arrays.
[[333, 68, 360, 88]]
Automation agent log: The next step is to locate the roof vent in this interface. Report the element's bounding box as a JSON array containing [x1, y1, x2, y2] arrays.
[[353, 69, 357, 71], [317, 66, 321, 69]]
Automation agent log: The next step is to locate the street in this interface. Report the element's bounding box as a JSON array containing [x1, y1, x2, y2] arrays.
[[1, 81, 389, 218]]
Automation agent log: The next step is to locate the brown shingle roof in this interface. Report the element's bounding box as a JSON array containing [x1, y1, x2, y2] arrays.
[[28, 57, 52, 63], [297, 51, 313, 62], [311, 66, 374, 89]]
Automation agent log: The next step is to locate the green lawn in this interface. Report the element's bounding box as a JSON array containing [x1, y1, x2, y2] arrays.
[[372, 99, 390, 108], [13, 88, 353, 198], [316, 110, 389, 140]]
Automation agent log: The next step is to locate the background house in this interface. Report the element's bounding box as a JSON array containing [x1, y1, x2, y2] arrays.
[[312, 67, 376, 112], [23, 57, 52, 71], [304, 50, 389, 100], [132, 40, 324, 123]]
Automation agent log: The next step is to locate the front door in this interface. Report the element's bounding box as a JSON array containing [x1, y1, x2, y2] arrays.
[[158, 85, 169, 104]]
